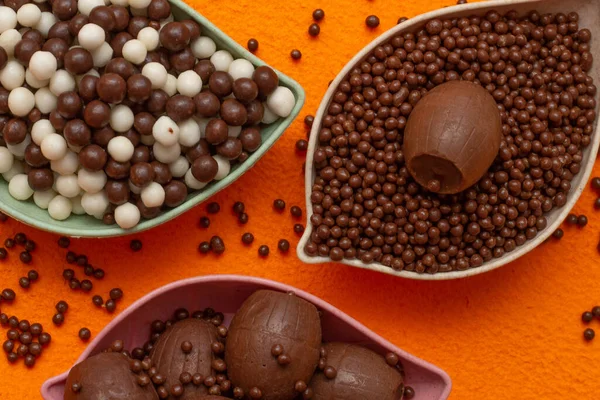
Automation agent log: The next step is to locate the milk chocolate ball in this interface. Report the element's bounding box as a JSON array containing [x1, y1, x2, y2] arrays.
[[309, 343, 404, 400], [150, 318, 221, 398], [65, 352, 158, 400], [225, 290, 322, 400], [403, 80, 502, 194]]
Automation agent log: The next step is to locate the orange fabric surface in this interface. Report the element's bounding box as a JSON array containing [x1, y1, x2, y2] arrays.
[[1, 0, 599, 399]]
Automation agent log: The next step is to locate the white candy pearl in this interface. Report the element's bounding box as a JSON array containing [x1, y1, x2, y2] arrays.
[[26, 68, 50, 89], [266, 86, 295, 118], [191, 36, 216, 59], [228, 125, 242, 138], [213, 155, 231, 180], [152, 116, 180, 146], [114, 202, 140, 229], [78, 0, 105, 16], [122, 39, 147, 65], [176, 70, 202, 97], [210, 50, 234, 72], [168, 156, 189, 178], [138, 27, 159, 51], [8, 87, 35, 117], [55, 174, 80, 198], [0, 7, 17, 34], [7, 135, 31, 159], [141, 62, 168, 89], [162, 74, 177, 96], [16, 4, 41, 28], [78, 24, 105, 50], [153, 142, 180, 164], [8, 174, 34, 200], [2, 160, 23, 181], [50, 150, 78, 175], [34, 87, 57, 114], [71, 195, 85, 215], [141, 181, 165, 207], [31, 119, 54, 146], [41, 133, 68, 161], [0, 147, 14, 173], [178, 119, 201, 147], [0, 29, 21, 57], [81, 191, 109, 216], [110, 105, 134, 132], [33, 189, 56, 209], [91, 41, 113, 67], [110, 0, 129, 6], [0, 60, 25, 90], [184, 168, 207, 190], [48, 195, 72, 220], [29, 51, 58, 81], [35, 12, 57, 37], [50, 70, 76, 96], [78, 169, 107, 193], [129, 180, 142, 194], [228, 59, 254, 80], [196, 118, 209, 137], [129, 0, 152, 8], [107, 136, 134, 162], [261, 104, 279, 124]]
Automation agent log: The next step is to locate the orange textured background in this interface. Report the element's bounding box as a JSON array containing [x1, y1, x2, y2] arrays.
[[1, 0, 600, 398]]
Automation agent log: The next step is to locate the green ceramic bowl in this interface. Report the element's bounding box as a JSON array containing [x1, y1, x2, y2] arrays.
[[0, 0, 305, 238]]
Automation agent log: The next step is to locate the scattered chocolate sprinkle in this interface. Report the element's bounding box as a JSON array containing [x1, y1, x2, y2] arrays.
[[552, 229, 564, 239], [58, 237, 70, 248], [210, 236, 226, 254], [290, 206, 302, 218], [312, 9, 324, 21], [582, 311, 594, 322], [247, 38, 259, 53], [294, 224, 305, 235], [79, 328, 91, 341], [365, 15, 380, 28], [291, 49, 302, 60], [130, 239, 143, 252], [199, 216, 211, 228], [258, 245, 270, 257], [584, 328, 595, 341], [207, 202, 221, 214], [198, 241, 211, 254], [278, 239, 290, 253], [577, 215, 588, 227], [242, 233, 254, 245], [308, 23, 320, 37]]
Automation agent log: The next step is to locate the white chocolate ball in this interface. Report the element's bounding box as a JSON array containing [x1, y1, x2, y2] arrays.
[[114, 202, 140, 229], [261, 103, 279, 124], [8, 174, 34, 200], [141, 181, 165, 208], [91, 41, 114, 68], [7, 135, 31, 159], [168, 156, 189, 178], [184, 168, 207, 190], [41, 134, 67, 161], [71, 195, 85, 215], [178, 119, 201, 147], [31, 119, 54, 146], [78, 24, 105, 50], [0, 60, 25, 90], [0, 147, 14, 174], [162, 74, 177, 97], [33, 189, 56, 209], [25, 68, 50, 89], [16, 4, 41, 28], [129, 180, 142, 194], [50, 150, 79, 175], [191, 36, 216, 59], [107, 136, 135, 162], [196, 117, 209, 137], [2, 160, 24, 181], [34, 87, 58, 114], [109, 0, 129, 6], [210, 50, 234, 72], [152, 116, 180, 146], [228, 59, 254, 80], [81, 191, 109, 216], [176, 70, 202, 97], [34, 12, 57, 37], [29, 51, 58, 81], [48, 195, 72, 220], [213, 155, 231, 180], [8, 87, 35, 117], [266, 86, 295, 118], [228, 125, 242, 138], [49, 70, 76, 96], [122, 39, 147, 65], [141, 62, 167, 89], [129, 0, 152, 8], [77, 0, 105, 16], [0, 7, 17, 34], [0, 29, 21, 57], [153, 142, 180, 164], [78, 169, 107, 194], [110, 105, 134, 132], [55, 174, 80, 198], [138, 26, 159, 51]]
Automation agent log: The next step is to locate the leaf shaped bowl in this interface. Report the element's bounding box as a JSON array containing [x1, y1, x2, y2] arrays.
[[0, 0, 305, 238], [298, 0, 600, 280], [40, 275, 452, 399]]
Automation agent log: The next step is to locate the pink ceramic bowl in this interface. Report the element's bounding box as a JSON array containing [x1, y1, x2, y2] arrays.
[[41, 275, 451, 399]]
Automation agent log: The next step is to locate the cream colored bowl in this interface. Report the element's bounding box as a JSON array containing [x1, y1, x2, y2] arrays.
[[298, 0, 600, 280]]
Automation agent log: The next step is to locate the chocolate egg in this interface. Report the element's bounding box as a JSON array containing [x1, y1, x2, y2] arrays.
[[65, 352, 158, 400], [150, 318, 222, 399], [225, 290, 322, 400], [403, 80, 502, 194], [309, 343, 404, 400]]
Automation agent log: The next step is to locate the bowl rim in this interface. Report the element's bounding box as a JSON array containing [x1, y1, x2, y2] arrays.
[[0, 0, 305, 238], [40, 274, 452, 399], [297, 0, 600, 280]]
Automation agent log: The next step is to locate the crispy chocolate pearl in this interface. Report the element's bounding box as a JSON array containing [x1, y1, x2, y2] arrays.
[[253, 66, 279, 97], [128, 16, 149, 37], [97, 73, 127, 104], [233, 201, 245, 215], [194, 91, 221, 118], [404, 386, 416, 399], [105, 299, 117, 313], [233, 78, 259, 104], [14, 233, 26, 245], [221, 99, 248, 126], [274, 199, 285, 211], [92, 295, 103, 307], [50, 111, 67, 132], [28, 169, 54, 191], [90, 6, 116, 31], [216, 138, 243, 160], [19, 277, 30, 288], [132, 145, 150, 163], [79, 328, 91, 341], [247, 38, 259, 53], [110, 288, 123, 301], [209, 71, 234, 98], [582, 311, 594, 322], [105, 180, 130, 205], [127, 74, 152, 103], [25, 143, 49, 168], [130, 162, 155, 187], [180, 20, 201, 40], [151, 161, 172, 184], [290, 49, 302, 60], [134, 112, 156, 135], [146, 90, 168, 115], [194, 60, 216, 82], [43, 38, 69, 68], [64, 48, 93, 75], [83, 100, 111, 128], [93, 126, 116, 147], [239, 127, 262, 152], [552, 229, 564, 239], [366, 15, 380, 28], [0, 47, 6, 69], [48, 22, 73, 44], [308, 24, 320, 37], [207, 202, 220, 214], [3, 118, 27, 145], [210, 236, 225, 254], [148, 0, 171, 20], [164, 180, 187, 207], [52, 313, 64, 326], [242, 232, 254, 245], [566, 214, 578, 225], [166, 95, 195, 122], [296, 139, 308, 152], [578, 215, 588, 227], [191, 154, 218, 182], [205, 119, 229, 145], [170, 47, 196, 73], [199, 216, 210, 228], [278, 239, 290, 253], [68, 14, 88, 36], [19, 251, 32, 264], [0, 89, 8, 114], [238, 213, 249, 224], [105, 158, 131, 180], [159, 22, 191, 52], [258, 245, 269, 257], [111, 32, 134, 58], [53, 0, 77, 20], [106, 58, 136, 81], [290, 206, 302, 218], [15, 39, 41, 65], [245, 100, 263, 126], [294, 224, 305, 235], [592, 306, 600, 318], [64, 119, 92, 147], [78, 75, 99, 103], [4, 239, 15, 249], [21, 30, 44, 45], [198, 241, 211, 254]]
